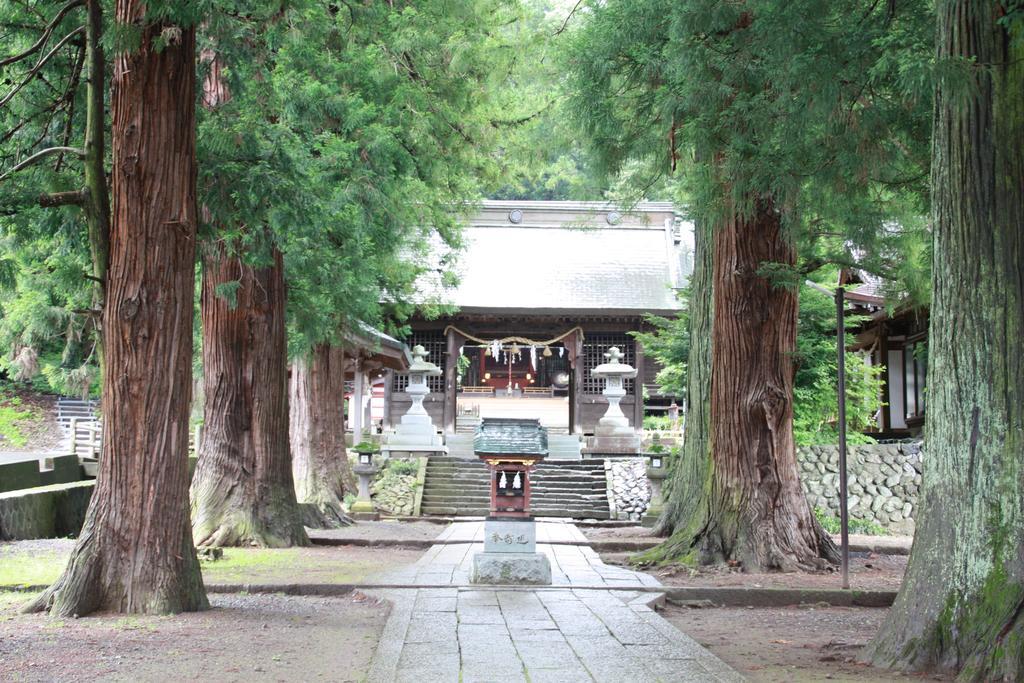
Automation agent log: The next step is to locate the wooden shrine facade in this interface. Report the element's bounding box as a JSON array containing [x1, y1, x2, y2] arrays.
[[386, 200, 690, 435], [385, 315, 664, 435]]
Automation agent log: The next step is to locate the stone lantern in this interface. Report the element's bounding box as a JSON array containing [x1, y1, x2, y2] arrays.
[[470, 418, 552, 585], [584, 346, 641, 455], [350, 443, 381, 520], [642, 442, 672, 527], [381, 344, 447, 457]]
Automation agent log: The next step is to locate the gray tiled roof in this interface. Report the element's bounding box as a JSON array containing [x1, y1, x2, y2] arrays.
[[416, 201, 689, 315], [474, 418, 549, 457]]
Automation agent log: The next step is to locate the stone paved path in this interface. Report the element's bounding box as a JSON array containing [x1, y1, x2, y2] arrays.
[[367, 521, 741, 682]]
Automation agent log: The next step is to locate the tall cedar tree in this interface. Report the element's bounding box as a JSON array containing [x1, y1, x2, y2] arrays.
[[24, 5, 207, 616], [867, 2, 1024, 679], [189, 47, 307, 547], [191, 243, 308, 546], [290, 345, 355, 528], [566, 0, 930, 570]]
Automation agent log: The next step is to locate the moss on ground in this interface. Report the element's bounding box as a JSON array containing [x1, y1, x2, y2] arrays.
[[0, 547, 66, 587], [0, 543, 415, 588]]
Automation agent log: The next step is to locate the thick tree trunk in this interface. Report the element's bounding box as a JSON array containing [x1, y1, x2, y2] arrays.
[[290, 345, 355, 528], [24, 10, 207, 616], [190, 245, 309, 547], [867, 4, 1024, 679], [642, 200, 837, 571]]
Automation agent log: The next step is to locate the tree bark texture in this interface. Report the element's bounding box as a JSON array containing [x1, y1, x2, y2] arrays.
[[24, 10, 207, 616], [867, 3, 1023, 679], [642, 200, 837, 571], [290, 345, 355, 528], [190, 245, 309, 548]]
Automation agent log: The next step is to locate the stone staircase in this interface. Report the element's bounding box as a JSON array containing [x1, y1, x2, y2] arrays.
[[444, 432, 582, 460], [56, 396, 99, 434], [420, 456, 610, 519]]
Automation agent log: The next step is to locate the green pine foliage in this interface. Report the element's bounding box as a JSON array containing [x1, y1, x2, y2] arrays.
[[563, 0, 933, 284], [0, 1, 102, 395]]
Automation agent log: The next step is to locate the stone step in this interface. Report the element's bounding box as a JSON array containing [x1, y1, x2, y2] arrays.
[[423, 472, 606, 482], [420, 507, 610, 519], [421, 492, 607, 504]]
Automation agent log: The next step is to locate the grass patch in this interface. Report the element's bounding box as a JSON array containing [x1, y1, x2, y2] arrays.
[[0, 392, 43, 449], [201, 547, 395, 584], [0, 543, 414, 588]]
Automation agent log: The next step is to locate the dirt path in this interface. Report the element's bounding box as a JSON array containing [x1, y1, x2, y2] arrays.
[[0, 591, 388, 682], [664, 604, 951, 682]]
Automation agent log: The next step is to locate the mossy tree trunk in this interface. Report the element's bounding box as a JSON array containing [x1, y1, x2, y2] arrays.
[[867, 3, 1023, 679], [290, 344, 355, 528], [644, 200, 837, 571], [190, 245, 309, 548], [24, 7, 207, 616], [653, 218, 713, 537]]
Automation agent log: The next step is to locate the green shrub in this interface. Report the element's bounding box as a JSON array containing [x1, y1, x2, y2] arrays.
[[642, 415, 674, 430], [386, 458, 419, 476], [814, 507, 888, 536]]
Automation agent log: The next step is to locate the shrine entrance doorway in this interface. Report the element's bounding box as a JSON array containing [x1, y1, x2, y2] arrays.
[[457, 342, 571, 433]]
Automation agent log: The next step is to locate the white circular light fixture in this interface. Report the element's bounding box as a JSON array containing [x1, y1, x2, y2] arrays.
[[508, 209, 523, 224]]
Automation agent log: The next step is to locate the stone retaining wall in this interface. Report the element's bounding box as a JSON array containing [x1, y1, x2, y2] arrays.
[[0, 480, 93, 540], [797, 443, 922, 534], [371, 463, 418, 517], [609, 458, 651, 522]]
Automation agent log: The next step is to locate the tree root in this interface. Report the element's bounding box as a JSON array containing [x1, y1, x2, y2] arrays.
[[299, 501, 354, 529]]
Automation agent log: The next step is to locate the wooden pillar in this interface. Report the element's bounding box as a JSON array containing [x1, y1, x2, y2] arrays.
[[570, 330, 584, 434], [633, 338, 645, 429], [382, 369, 394, 430], [443, 328, 462, 434], [351, 356, 364, 438]]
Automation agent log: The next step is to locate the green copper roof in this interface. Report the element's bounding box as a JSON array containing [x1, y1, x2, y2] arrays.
[[473, 418, 549, 457]]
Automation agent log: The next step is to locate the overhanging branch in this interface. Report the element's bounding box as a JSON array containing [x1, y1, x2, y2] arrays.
[[0, 146, 85, 182], [0, 26, 86, 108], [0, 0, 84, 68], [38, 189, 88, 207]]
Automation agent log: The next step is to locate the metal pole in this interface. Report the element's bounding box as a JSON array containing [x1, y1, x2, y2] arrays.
[[835, 286, 850, 590]]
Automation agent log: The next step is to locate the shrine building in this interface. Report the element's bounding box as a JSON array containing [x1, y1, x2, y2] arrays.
[[382, 200, 692, 435]]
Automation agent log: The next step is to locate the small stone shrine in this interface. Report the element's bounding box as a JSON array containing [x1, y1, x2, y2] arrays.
[[470, 418, 552, 585], [584, 346, 641, 455], [381, 345, 447, 457]]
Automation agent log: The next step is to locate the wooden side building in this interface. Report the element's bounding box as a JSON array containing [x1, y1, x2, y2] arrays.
[[384, 201, 691, 435]]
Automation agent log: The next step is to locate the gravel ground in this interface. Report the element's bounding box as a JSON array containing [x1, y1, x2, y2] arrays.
[[0, 592, 389, 682], [665, 604, 952, 682]]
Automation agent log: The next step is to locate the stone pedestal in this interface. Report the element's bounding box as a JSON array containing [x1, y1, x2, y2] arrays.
[[350, 461, 380, 520], [585, 347, 641, 455], [382, 345, 447, 457], [471, 552, 552, 585]]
